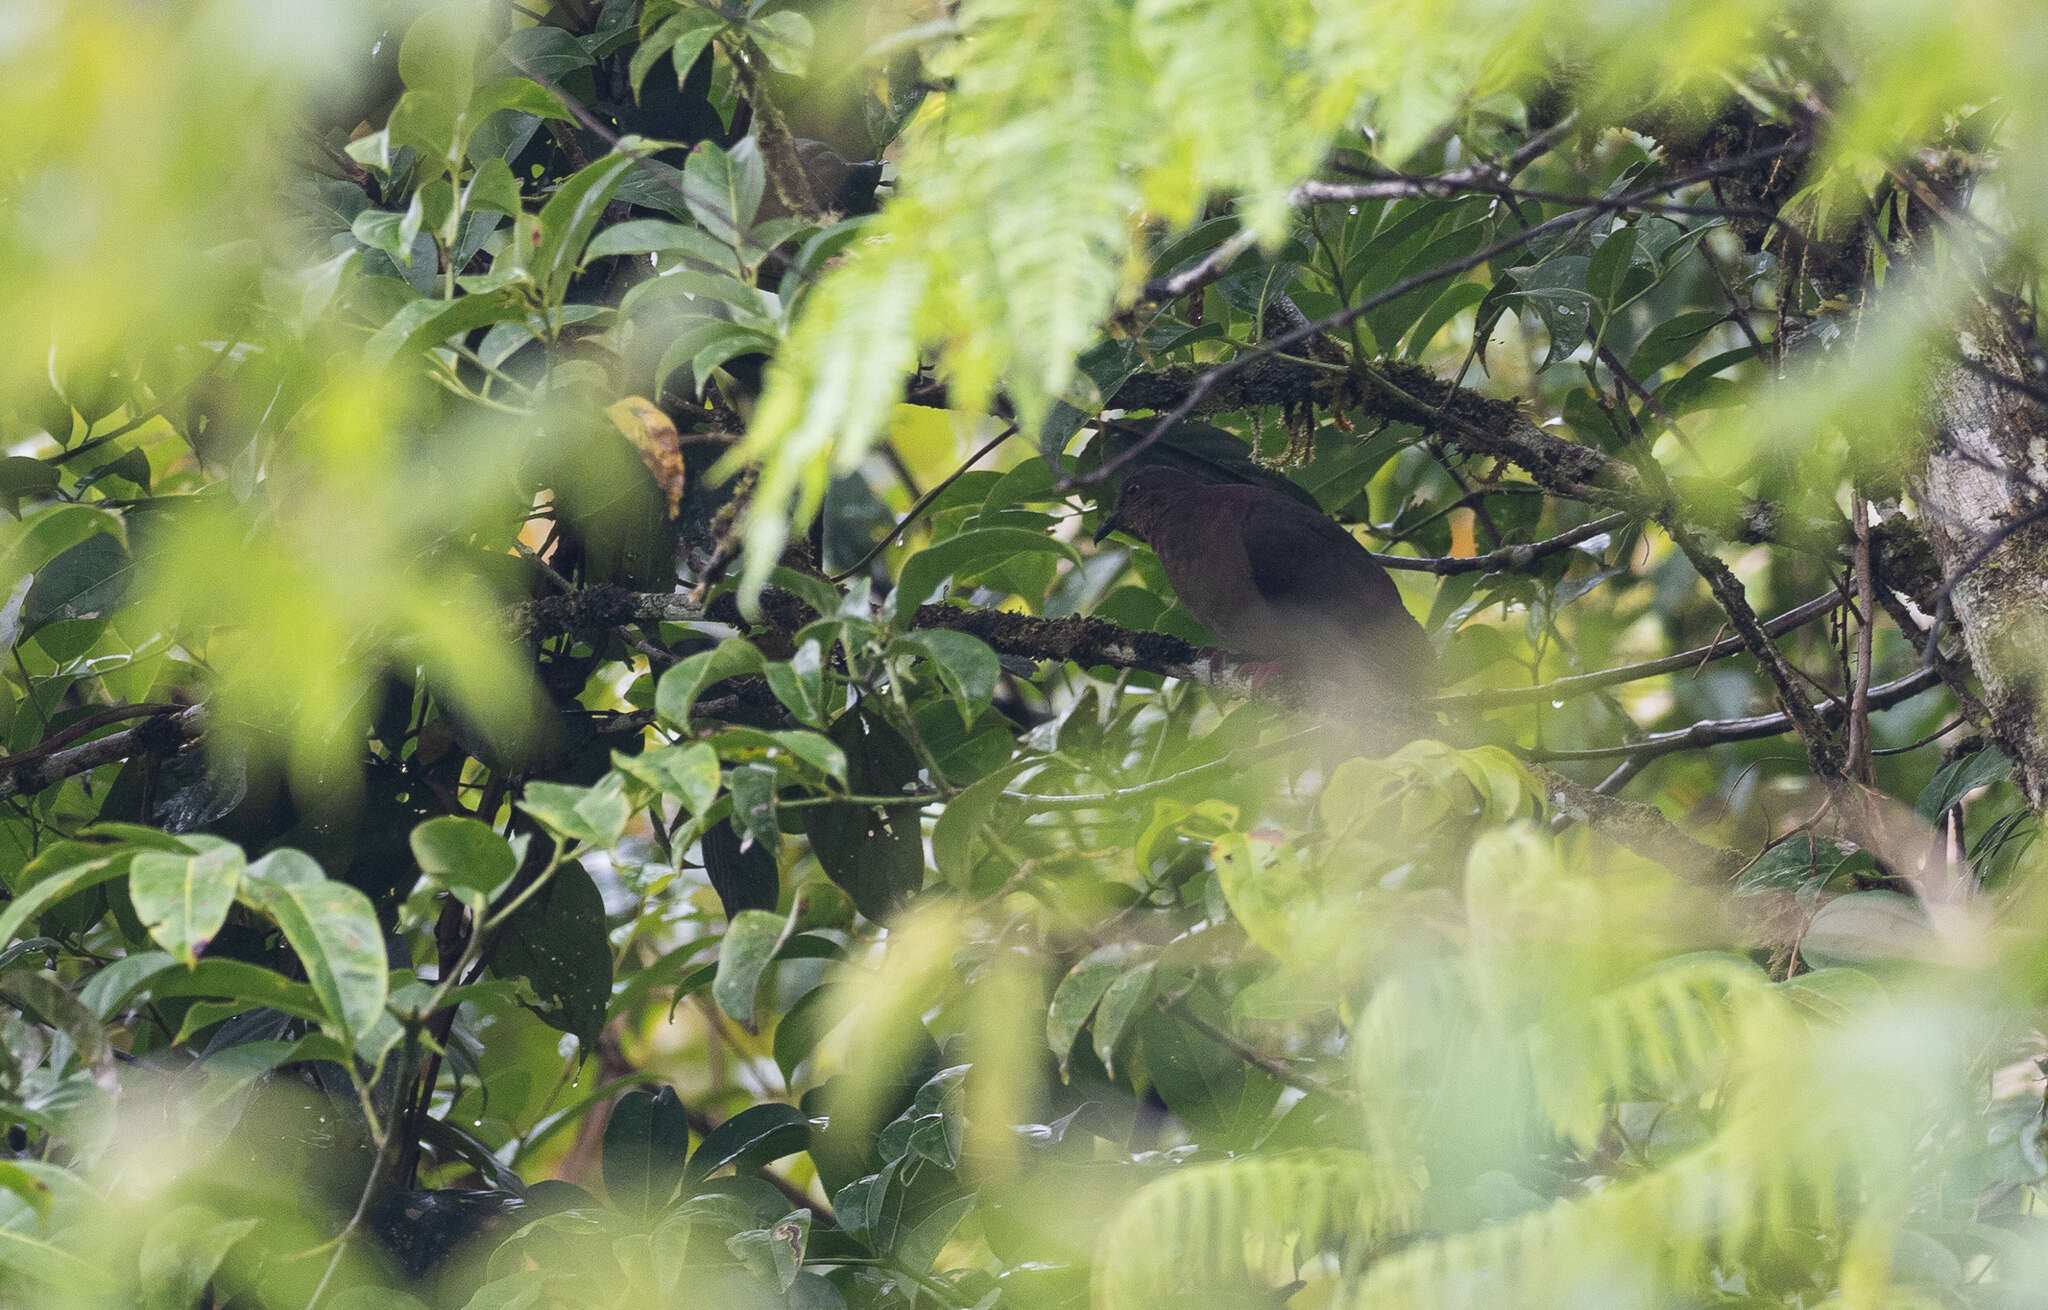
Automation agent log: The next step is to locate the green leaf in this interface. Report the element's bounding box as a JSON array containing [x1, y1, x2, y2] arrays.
[[774, 984, 835, 1082], [746, 10, 815, 75], [1801, 891, 1935, 967], [1916, 749, 2012, 821], [1498, 257, 1593, 371], [603, 1085, 692, 1215], [893, 630, 999, 725], [22, 532, 130, 627], [138, 1204, 262, 1308], [612, 742, 722, 815], [1586, 226, 1641, 307], [78, 949, 176, 1020], [763, 639, 829, 726], [686, 1102, 809, 1182], [367, 288, 531, 366], [238, 850, 389, 1046], [728, 1212, 809, 1291], [0, 1223, 116, 1293], [410, 816, 518, 908], [400, 4, 479, 104], [1739, 835, 1863, 893], [0, 969, 114, 1089], [587, 218, 711, 262], [1047, 950, 1123, 1079], [494, 24, 594, 80], [683, 141, 765, 247], [1628, 309, 1725, 377], [896, 1193, 973, 1276], [494, 860, 611, 1045], [0, 458, 59, 508], [470, 75, 574, 124], [728, 762, 783, 856], [629, 9, 724, 98], [1092, 960, 1156, 1077], [894, 528, 1080, 612], [929, 760, 1033, 891], [536, 152, 641, 303], [0, 853, 126, 947], [654, 320, 777, 395], [713, 908, 792, 1030], [129, 845, 244, 966], [152, 959, 329, 1028], [519, 774, 632, 848], [656, 637, 766, 730], [464, 156, 522, 217], [1403, 280, 1489, 359]]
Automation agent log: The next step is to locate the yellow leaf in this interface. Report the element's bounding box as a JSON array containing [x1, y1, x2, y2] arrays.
[[606, 396, 686, 518]]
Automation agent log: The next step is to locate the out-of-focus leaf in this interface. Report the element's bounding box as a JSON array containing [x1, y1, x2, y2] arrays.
[[1801, 891, 1935, 967]]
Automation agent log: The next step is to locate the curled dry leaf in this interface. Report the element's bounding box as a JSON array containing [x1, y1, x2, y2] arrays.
[[606, 395, 687, 518]]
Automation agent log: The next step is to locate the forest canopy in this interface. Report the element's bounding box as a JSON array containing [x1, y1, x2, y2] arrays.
[[2, 1, 2047, 1307]]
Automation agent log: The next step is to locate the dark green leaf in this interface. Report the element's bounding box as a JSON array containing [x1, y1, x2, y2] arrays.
[[1628, 309, 1725, 377], [23, 533, 130, 628], [686, 1101, 809, 1182], [1917, 749, 2012, 822], [494, 860, 610, 1045], [603, 1086, 692, 1215]]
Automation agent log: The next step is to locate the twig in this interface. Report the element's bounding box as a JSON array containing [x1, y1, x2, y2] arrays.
[[1521, 667, 1940, 764], [1661, 518, 1842, 775], [1372, 513, 1632, 575], [829, 424, 1018, 582], [1076, 138, 1812, 492], [1846, 494, 1876, 777], [1158, 991, 1353, 1102], [1444, 589, 1844, 710], [0, 706, 204, 802], [1534, 764, 1744, 881]]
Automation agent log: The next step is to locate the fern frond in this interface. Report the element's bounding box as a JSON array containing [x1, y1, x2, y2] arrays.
[[1528, 954, 1781, 1149], [1092, 1150, 1425, 1310], [1133, 0, 1335, 237], [728, 0, 1150, 594]]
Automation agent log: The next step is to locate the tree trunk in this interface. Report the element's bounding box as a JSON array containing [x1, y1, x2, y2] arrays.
[[1912, 309, 2048, 805]]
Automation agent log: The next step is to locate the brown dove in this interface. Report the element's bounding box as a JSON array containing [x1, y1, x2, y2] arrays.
[[1095, 466, 1436, 747]]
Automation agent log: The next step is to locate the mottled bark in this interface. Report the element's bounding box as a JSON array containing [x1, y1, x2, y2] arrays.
[[1913, 310, 2048, 805]]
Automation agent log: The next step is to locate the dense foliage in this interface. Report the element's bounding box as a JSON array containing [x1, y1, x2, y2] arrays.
[[4, 1, 2048, 1307]]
